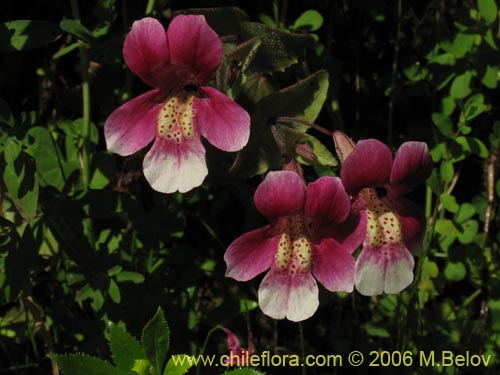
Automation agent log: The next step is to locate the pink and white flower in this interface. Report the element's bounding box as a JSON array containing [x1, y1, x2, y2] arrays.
[[105, 16, 250, 193], [223, 328, 255, 367], [224, 171, 356, 322], [334, 131, 433, 296]]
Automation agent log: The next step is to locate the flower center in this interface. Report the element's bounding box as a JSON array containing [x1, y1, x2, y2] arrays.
[[157, 91, 195, 143], [360, 188, 403, 248], [273, 214, 312, 274]]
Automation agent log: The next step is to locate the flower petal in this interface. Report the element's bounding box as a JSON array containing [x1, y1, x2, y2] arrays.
[[304, 176, 351, 232], [254, 171, 305, 220], [143, 136, 207, 193], [391, 196, 427, 253], [390, 141, 433, 194], [194, 87, 250, 152], [224, 226, 278, 281], [258, 269, 319, 322], [167, 15, 222, 83], [340, 139, 393, 194], [123, 17, 171, 88], [105, 89, 161, 156], [223, 328, 241, 352], [355, 244, 414, 296], [312, 239, 355, 292]]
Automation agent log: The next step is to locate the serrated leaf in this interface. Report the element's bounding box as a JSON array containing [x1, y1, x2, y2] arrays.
[[223, 369, 266, 375], [0, 20, 61, 52], [240, 22, 313, 73], [293, 10, 324, 32], [50, 354, 123, 375], [109, 325, 146, 372], [163, 355, 193, 375], [174, 7, 249, 36], [231, 71, 329, 176], [450, 70, 472, 99], [142, 307, 170, 373], [132, 359, 151, 375], [478, 0, 498, 23], [258, 70, 329, 126]]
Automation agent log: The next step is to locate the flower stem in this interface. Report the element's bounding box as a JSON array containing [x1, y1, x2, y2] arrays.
[[276, 116, 333, 136], [70, 0, 94, 245], [196, 325, 225, 375], [70, 0, 91, 191]]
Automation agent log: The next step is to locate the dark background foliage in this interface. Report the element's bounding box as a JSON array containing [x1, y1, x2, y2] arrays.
[[1, 0, 499, 374]]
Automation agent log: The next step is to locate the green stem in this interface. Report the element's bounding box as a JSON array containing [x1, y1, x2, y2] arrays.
[[70, 0, 94, 247], [70, 0, 91, 191], [196, 325, 225, 375]]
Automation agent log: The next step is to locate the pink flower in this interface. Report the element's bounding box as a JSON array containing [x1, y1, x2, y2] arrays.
[[223, 328, 255, 367], [105, 16, 250, 193], [224, 171, 355, 322], [334, 131, 433, 296]]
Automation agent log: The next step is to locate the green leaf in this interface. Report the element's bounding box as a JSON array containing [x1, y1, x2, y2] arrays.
[[435, 219, 460, 237], [223, 370, 266, 375], [231, 71, 329, 176], [59, 19, 97, 44], [131, 359, 151, 375], [259, 70, 329, 126], [259, 14, 276, 27], [478, 0, 498, 23], [441, 96, 456, 116], [455, 203, 476, 223], [163, 355, 193, 375], [240, 22, 313, 73], [458, 219, 478, 244], [116, 271, 145, 284], [444, 261, 466, 282], [3, 140, 39, 220], [428, 52, 456, 66], [26, 126, 67, 190], [441, 193, 459, 213], [50, 354, 123, 375], [0, 98, 14, 128], [108, 279, 121, 304], [108, 325, 146, 372], [274, 124, 337, 166], [450, 32, 476, 58], [440, 161, 454, 183], [431, 113, 454, 137], [142, 307, 170, 373], [293, 10, 324, 32], [481, 65, 498, 89], [365, 323, 390, 338], [0, 20, 61, 52], [450, 70, 472, 99], [174, 7, 249, 36], [455, 136, 489, 158]]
